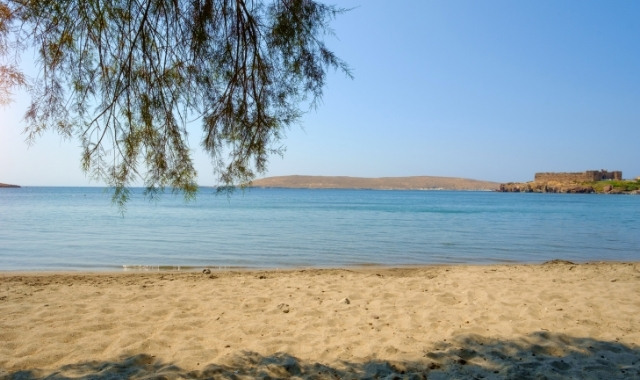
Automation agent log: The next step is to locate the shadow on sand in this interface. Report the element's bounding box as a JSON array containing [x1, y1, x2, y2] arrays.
[[4, 332, 639, 379]]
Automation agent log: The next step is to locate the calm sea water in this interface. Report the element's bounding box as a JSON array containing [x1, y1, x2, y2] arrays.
[[1, 187, 639, 271]]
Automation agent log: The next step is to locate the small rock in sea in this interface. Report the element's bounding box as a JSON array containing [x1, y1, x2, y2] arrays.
[[203, 268, 211, 274], [340, 297, 351, 305]]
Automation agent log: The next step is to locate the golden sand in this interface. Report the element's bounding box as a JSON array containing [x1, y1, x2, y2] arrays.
[[1, 262, 639, 378]]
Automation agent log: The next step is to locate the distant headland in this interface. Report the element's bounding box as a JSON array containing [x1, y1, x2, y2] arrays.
[[249, 175, 500, 191], [0, 182, 20, 188], [499, 170, 640, 194]]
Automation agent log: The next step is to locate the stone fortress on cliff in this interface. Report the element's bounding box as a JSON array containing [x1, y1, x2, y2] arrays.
[[534, 170, 622, 183], [499, 169, 633, 193]]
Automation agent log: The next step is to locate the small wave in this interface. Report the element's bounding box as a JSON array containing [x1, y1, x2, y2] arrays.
[[122, 265, 189, 272]]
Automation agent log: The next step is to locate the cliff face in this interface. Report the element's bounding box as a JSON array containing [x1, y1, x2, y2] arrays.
[[499, 181, 595, 194]]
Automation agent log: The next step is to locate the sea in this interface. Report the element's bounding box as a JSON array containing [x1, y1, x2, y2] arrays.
[[1, 187, 639, 271]]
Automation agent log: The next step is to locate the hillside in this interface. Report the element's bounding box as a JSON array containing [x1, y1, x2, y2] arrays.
[[249, 175, 499, 191]]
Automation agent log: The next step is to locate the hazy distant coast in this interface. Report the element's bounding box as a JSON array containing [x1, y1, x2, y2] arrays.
[[0, 183, 20, 188], [249, 175, 500, 191]]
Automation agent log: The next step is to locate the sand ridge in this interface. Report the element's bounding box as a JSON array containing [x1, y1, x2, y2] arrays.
[[1, 262, 640, 378]]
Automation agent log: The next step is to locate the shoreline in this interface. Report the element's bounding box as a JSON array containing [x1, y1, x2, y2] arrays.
[[0, 260, 634, 280], [1, 259, 637, 280], [2, 261, 639, 378], [0, 259, 621, 274]]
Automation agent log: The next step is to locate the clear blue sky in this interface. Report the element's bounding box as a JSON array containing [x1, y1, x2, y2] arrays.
[[1, 0, 639, 186]]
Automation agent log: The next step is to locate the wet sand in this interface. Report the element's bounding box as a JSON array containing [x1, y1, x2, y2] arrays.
[[1, 262, 639, 379]]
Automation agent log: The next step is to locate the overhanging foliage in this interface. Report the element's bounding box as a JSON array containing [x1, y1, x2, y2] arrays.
[[0, 0, 350, 205]]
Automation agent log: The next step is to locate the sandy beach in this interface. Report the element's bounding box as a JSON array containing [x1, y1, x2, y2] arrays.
[[1, 262, 639, 379]]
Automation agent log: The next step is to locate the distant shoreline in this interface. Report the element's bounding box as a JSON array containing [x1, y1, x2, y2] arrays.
[[248, 175, 500, 191], [0, 183, 20, 188]]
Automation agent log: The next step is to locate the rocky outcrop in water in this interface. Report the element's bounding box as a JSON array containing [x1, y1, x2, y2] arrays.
[[499, 181, 594, 194], [499, 181, 640, 194]]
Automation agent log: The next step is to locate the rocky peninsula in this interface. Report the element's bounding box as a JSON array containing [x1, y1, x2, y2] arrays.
[[500, 181, 597, 194], [499, 170, 640, 194]]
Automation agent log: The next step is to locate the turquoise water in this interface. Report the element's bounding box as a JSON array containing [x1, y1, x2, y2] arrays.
[[1, 187, 639, 271]]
